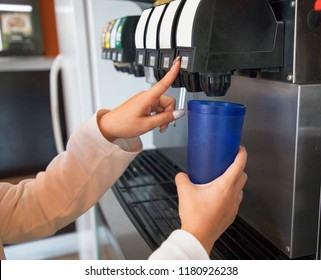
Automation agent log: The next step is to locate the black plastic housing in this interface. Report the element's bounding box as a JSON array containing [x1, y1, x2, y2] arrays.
[[176, 0, 284, 96]]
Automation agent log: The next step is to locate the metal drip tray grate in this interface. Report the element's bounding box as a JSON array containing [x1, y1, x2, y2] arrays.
[[113, 149, 180, 249], [112, 149, 293, 259]]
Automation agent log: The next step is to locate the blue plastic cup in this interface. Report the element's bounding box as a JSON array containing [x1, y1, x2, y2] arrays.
[[187, 100, 246, 184]]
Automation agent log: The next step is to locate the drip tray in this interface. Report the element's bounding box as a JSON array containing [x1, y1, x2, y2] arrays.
[[112, 149, 291, 259]]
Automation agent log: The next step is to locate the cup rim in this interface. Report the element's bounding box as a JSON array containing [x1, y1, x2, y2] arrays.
[[188, 100, 246, 116]]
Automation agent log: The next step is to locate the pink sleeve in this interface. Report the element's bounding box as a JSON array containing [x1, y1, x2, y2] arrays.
[[0, 111, 142, 244]]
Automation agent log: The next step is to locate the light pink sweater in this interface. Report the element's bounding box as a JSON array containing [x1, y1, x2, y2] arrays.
[[0, 111, 208, 260]]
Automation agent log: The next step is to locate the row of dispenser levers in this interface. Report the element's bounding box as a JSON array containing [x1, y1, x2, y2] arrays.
[[101, 0, 284, 97]]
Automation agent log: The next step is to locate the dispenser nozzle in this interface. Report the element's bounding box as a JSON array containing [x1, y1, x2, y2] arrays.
[[200, 74, 231, 97]]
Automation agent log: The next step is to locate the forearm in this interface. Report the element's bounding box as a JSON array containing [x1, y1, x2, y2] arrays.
[[0, 111, 142, 244]]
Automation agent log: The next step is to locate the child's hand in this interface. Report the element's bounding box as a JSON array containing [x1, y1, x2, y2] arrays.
[[98, 57, 184, 142]]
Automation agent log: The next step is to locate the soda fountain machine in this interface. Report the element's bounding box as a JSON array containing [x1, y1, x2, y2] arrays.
[[101, 0, 321, 260]]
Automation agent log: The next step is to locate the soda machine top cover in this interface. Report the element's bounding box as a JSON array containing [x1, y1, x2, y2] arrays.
[[176, 0, 201, 47], [135, 8, 153, 49], [159, 0, 182, 49], [145, 4, 167, 49]]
